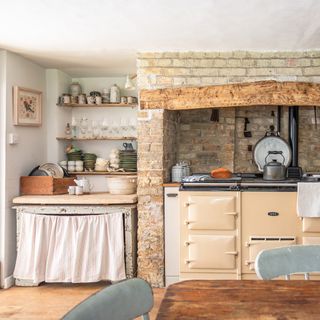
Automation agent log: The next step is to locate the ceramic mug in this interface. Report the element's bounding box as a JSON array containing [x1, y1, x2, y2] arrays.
[[76, 166, 84, 172], [68, 186, 76, 195], [121, 96, 127, 104], [68, 166, 75, 172], [59, 160, 67, 170], [62, 94, 71, 104], [75, 186, 84, 195], [87, 96, 95, 105], [78, 94, 87, 104], [95, 96, 102, 105]]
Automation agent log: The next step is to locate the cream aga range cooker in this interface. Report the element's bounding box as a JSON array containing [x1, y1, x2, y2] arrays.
[[179, 173, 320, 280]]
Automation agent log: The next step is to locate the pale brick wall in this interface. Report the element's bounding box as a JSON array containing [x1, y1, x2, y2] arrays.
[[136, 51, 320, 287], [137, 109, 179, 286], [178, 108, 235, 172], [137, 51, 320, 89]]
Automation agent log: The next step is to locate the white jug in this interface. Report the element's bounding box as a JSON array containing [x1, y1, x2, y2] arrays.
[[74, 178, 93, 194]]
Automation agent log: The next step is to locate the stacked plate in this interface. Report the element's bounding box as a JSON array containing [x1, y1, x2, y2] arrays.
[[83, 153, 97, 171], [119, 150, 137, 172], [67, 150, 82, 161]]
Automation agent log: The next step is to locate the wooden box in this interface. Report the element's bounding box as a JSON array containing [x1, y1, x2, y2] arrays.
[[20, 176, 76, 195]]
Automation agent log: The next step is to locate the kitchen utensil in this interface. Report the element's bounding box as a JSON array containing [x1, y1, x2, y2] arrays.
[[263, 151, 287, 180], [253, 128, 292, 172], [39, 163, 64, 178], [314, 106, 317, 129], [244, 117, 252, 138], [106, 176, 137, 195], [210, 109, 219, 122], [277, 107, 282, 133]]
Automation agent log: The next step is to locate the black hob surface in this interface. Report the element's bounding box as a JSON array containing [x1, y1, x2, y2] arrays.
[[180, 173, 306, 191]]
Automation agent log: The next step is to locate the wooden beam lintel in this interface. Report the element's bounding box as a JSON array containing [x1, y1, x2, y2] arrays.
[[140, 80, 320, 110]]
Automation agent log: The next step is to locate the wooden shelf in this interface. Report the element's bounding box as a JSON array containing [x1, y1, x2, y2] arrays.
[[67, 171, 137, 176], [57, 103, 138, 108], [56, 136, 137, 141]]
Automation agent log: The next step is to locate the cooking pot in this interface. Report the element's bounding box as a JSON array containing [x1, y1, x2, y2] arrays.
[[263, 151, 287, 180]]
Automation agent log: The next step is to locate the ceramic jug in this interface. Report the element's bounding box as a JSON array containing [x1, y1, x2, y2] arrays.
[[70, 82, 82, 97], [110, 84, 121, 103], [74, 177, 93, 194]]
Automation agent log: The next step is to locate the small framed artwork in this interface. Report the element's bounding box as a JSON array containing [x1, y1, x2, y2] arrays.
[[13, 86, 42, 126]]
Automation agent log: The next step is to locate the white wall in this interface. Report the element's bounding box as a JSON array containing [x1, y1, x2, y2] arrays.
[[1, 51, 46, 287], [46, 69, 72, 163], [0, 50, 7, 287]]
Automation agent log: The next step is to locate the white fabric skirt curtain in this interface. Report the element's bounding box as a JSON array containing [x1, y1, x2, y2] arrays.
[[14, 213, 126, 283]]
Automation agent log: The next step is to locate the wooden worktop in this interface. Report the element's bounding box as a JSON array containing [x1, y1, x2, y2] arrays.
[[163, 183, 180, 187], [12, 192, 137, 205]]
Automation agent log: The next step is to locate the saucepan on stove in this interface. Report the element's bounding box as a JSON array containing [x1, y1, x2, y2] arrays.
[[263, 151, 287, 180]]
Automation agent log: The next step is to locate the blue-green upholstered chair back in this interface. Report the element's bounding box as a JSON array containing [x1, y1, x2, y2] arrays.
[[255, 245, 320, 280], [62, 278, 154, 320]]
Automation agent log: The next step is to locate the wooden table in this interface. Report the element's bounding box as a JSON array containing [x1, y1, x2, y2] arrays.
[[156, 280, 320, 319]]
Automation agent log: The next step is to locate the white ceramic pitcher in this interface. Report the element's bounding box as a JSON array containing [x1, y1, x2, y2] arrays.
[[74, 177, 93, 194]]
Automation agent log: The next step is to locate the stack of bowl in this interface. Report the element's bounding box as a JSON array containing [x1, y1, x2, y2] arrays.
[[83, 153, 97, 171], [67, 150, 82, 161], [119, 150, 137, 172]]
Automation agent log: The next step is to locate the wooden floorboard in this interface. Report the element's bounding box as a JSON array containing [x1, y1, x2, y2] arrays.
[[0, 282, 165, 319]]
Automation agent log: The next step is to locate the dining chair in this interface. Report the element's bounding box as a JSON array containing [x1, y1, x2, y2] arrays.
[[62, 278, 154, 320], [255, 244, 320, 280]]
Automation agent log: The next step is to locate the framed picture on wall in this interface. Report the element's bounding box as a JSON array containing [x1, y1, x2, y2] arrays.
[[13, 86, 42, 126]]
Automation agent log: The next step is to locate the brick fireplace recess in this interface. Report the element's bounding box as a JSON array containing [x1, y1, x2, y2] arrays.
[[136, 51, 320, 287]]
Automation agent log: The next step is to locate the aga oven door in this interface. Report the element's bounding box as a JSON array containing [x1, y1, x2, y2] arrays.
[[183, 193, 238, 230], [184, 235, 237, 270], [180, 191, 240, 277]]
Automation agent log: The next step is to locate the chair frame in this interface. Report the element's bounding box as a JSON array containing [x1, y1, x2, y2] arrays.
[[255, 244, 320, 280], [62, 278, 153, 320]]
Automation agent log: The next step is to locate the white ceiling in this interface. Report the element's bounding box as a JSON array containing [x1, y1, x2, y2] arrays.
[[0, 0, 319, 77]]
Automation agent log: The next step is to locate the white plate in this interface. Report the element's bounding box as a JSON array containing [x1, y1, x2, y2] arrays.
[[39, 163, 64, 178], [253, 136, 292, 172]]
